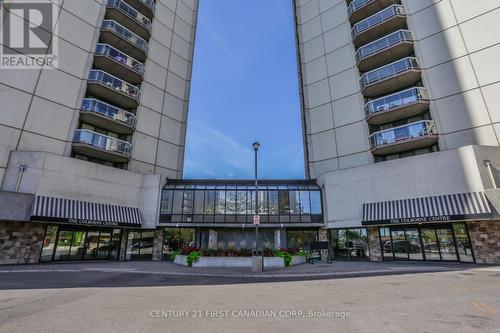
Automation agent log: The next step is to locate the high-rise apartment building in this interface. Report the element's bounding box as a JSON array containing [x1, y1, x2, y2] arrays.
[[1, 0, 500, 266], [295, 0, 500, 263], [0, 0, 198, 263]]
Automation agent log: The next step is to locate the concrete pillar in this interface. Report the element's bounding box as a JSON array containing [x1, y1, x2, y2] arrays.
[[119, 230, 128, 261], [367, 226, 382, 261], [208, 229, 218, 249], [274, 229, 281, 249], [467, 221, 500, 264], [152, 228, 164, 261]]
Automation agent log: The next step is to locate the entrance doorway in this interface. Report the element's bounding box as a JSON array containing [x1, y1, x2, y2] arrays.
[[40, 225, 122, 262], [379, 223, 474, 262]]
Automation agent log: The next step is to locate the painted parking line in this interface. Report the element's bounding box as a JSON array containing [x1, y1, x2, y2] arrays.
[[471, 302, 497, 316]]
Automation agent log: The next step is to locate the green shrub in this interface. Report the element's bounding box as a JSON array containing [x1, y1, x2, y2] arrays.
[[169, 250, 180, 260], [186, 251, 201, 267], [274, 250, 293, 267]]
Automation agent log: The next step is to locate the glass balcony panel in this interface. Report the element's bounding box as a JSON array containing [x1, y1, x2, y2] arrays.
[[101, 19, 148, 53], [95, 43, 145, 75], [355, 30, 413, 63], [88, 69, 140, 101], [106, 0, 151, 30], [73, 129, 132, 156], [360, 57, 420, 88], [81, 98, 136, 128], [352, 5, 405, 38], [369, 121, 437, 149]]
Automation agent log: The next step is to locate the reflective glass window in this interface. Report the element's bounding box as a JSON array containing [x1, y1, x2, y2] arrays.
[[204, 190, 215, 214], [247, 191, 256, 215], [268, 190, 279, 215], [258, 191, 268, 214], [236, 191, 246, 214], [182, 190, 194, 215], [40, 225, 58, 262], [172, 190, 183, 214], [299, 191, 311, 214], [160, 189, 173, 214], [215, 190, 226, 214], [226, 190, 236, 214], [289, 190, 301, 214], [310, 191, 322, 214], [194, 190, 204, 214], [278, 190, 290, 214]]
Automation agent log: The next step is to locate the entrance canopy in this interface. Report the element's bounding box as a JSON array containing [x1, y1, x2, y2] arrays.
[[362, 192, 492, 226], [31, 195, 142, 227]]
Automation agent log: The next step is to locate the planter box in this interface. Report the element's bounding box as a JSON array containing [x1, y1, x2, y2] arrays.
[[174, 255, 306, 268]]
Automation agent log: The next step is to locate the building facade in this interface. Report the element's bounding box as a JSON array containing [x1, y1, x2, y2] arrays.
[[0, 0, 198, 264], [1, 0, 500, 265], [295, 0, 500, 263]]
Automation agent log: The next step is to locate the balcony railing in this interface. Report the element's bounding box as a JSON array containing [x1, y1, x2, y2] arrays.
[[73, 129, 132, 157], [101, 19, 148, 53], [129, 0, 155, 18], [95, 43, 145, 75], [106, 0, 152, 31], [360, 57, 419, 90], [369, 120, 437, 150], [88, 69, 140, 102], [81, 98, 137, 128], [355, 29, 412, 64], [348, 0, 376, 17], [352, 4, 406, 40], [365, 87, 429, 117]]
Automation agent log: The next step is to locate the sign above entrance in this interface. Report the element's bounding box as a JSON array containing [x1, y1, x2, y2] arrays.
[[31, 195, 142, 227], [362, 192, 492, 226]]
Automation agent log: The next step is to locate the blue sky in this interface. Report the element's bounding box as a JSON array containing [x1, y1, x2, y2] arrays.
[[183, 0, 305, 180]]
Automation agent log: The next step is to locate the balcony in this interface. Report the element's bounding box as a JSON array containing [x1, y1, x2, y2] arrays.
[[348, 0, 399, 24], [126, 0, 155, 20], [79, 98, 136, 134], [72, 129, 132, 163], [356, 29, 413, 72], [94, 44, 144, 84], [369, 120, 438, 155], [365, 87, 429, 125], [360, 57, 421, 97], [86, 69, 140, 108], [106, 0, 152, 40], [100, 20, 148, 61], [351, 5, 407, 47]]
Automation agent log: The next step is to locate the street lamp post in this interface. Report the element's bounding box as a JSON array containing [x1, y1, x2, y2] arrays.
[[252, 141, 262, 272]]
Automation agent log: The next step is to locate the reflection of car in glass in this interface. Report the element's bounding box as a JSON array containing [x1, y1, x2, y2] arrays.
[[384, 240, 419, 253], [132, 241, 153, 249]]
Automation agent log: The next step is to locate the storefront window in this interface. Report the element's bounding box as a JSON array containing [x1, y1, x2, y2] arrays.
[[453, 223, 474, 263], [379, 227, 393, 260], [54, 230, 73, 261], [126, 230, 153, 260], [330, 228, 369, 260], [286, 230, 318, 251], [69, 231, 85, 260], [40, 225, 58, 262], [163, 228, 196, 259]]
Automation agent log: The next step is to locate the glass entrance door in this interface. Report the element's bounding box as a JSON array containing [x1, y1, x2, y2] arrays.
[[421, 228, 441, 261], [84, 231, 100, 260], [391, 229, 408, 260], [436, 227, 458, 261], [406, 228, 423, 260]]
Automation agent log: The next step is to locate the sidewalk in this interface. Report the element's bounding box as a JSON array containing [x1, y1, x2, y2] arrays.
[[0, 260, 483, 278]]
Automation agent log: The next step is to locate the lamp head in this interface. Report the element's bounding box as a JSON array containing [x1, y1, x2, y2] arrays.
[[253, 142, 260, 151]]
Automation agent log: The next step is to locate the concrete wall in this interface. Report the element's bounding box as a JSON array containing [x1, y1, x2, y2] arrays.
[[405, 0, 500, 150], [467, 220, 500, 264], [295, 0, 371, 178], [318, 145, 498, 228], [2, 151, 161, 227], [295, 0, 500, 178], [0, 0, 199, 185]]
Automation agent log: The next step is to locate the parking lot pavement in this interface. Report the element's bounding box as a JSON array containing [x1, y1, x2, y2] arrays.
[[0, 265, 499, 333]]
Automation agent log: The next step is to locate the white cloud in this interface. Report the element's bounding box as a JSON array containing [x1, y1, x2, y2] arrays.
[[183, 121, 253, 179]]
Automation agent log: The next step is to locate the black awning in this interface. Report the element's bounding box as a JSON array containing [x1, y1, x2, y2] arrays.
[[362, 192, 492, 226], [31, 195, 142, 227]]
